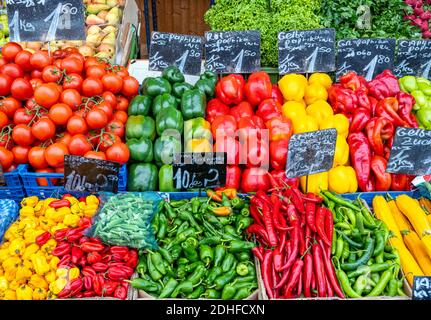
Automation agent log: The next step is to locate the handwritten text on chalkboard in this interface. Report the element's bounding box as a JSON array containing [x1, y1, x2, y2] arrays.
[[286, 129, 337, 179], [149, 32, 203, 76], [386, 127, 431, 176], [413, 276, 431, 300], [394, 40, 431, 79], [204, 30, 261, 74], [278, 28, 336, 75]]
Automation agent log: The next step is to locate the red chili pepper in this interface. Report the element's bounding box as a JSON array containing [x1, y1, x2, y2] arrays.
[[49, 199, 71, 209], [83, 276, 93, 291], [114, 285, 128, 300], [62, 194, 73, 199], [298, 225, 306, 256], [285, 187, 305, 215], [65, 228, 84, 243], [365, 117, 394, 157], [296, 271, 303, 298], [57, 254, 72, 268], [101, 254, 112, 263], [272, 247, 284, 272], [251, 247, 264, 262], [124, 249, 139, 268], [282, 259, 303, 298], [93, 275, 105, 296], [305, 193, 317, 233], [312, 244, 327, 297], [54, 228, 69, 241], [318, 240, 345, 298], [262, 250, 274, 299], [83, 291, 95, 298], [271, 258, 280, 299], [371, 155, 392, 191], [106, 266, 133, 281], [93, 262, 109, 272], [71, 246, 84, 264], [79, 236, 90, 244], [280, 223, 299, 271], [35, 231, 51, 246], [261, 201, 278, 247], [350, 107, 371, 133], [88, 237, 103, 244], [51, 242, 71, 257], [303, 253, 313, 298], [247, 224, 270, 245], [110, 246, 129, 257], [81, 242, 105, 253], [315, 207, 331, 247], [87, 251, 102, 264], [249, 205, 264, 227], [273, 201, 292, 232], [375, 97, 408, 127], [324, 208, 334, 249], [305, 224, 312, 250], [326, 276, 334, 297], [81, 266, 96, 278]]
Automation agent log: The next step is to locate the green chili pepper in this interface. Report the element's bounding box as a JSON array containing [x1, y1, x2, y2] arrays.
[[205, 213, 224, 229], [367, 269, 393, 297], [342, 241, 350, 260], [322, 191, 360, 211], [170, 199, 188, 208], [151, 252, 166, 275], [199, 244, 214, 266], [214, 245, 226, 267], [157, 213, 168, 239], [236, 263, 249, 276], [178, 257, 189, 265], [384, 252, 398, 260], [236, 251, 251, 262], [171, 280, 194, 298], [170, 244, 182, 260], [199, 236, 222, 246], [228, 240, 255, 253], [233, 286, 252, 300], [188, 265, 207, 285], [191, 197, 201, 214], [348, 252, 356, 263], [235, 275, 256, 283], [224, 225, 240, 238], [236, 217, 253, 234], [164, 201, 176, 220], [207, 266, 223, 285], [175, 222, 190, 237], [181, 242, 199, 262], [356, 211, 365, 234], [373, 231, 386, 257], [353, 275, 368, 296], [221, 283, 237, 300], [167, 228, 195, 249], [214, 270, 237, 290], [185, 237, 199, 248], [163, 260, 175, 277], [179, 210, 202, 232], [357, 198, 376, 226], [130, 277, 161, 292], [187, 285, 205, 299], [341, 237, 375, 271], [337, 231, 363, 249], [387, 279, 398, 297], [231, 197, 245, 209], [336, 269, 362, 298], [375, 252, 384, 264], [221, 253, 236, 273], [240, 207, 250, 216], [371, 273, 381, 285], [185, 261, 204, 273], [147, 254, 163, 282], [159, 278, 179, 298], [331, 231, 337, 256], [335, 236, 344, 260], [177, 264, 187, 279], [152, 212, 160, 234], [218, 217, 232, 225], [205, 289, 221, 299], [136, 255, 147, 277], [158, 247, 173, 264]]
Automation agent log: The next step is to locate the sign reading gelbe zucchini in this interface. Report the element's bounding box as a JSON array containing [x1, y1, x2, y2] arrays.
[[173, 152, 227, 190], [6, 0, 85, 42], [285, 129, 337, 179], [64, 155, 120, 193]]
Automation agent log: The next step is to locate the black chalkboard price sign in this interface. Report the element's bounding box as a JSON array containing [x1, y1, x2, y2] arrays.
[[204, 30, 261, 74], [336, 38, 396, 81], [394, 40, 431, 79], [173, 152, 226, 190], [286, 129, 337, 179], [413, 276, 431, 300], [6, 0, 85, 42], [278, 28, 336, 75], [386, 127, 431, 176], [149, 32, 203, 76], [64, 155, 120, 193]]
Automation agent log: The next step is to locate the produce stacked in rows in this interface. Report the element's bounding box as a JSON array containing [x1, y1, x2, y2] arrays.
[[127, 66, 216, 191], [399, 75, 431, 129], [0, 195, 100, 300], [328, 70, 416, 192], [131, 191, 258, 300], [0, 42, 138, 182], [323, 192, 407, 298], [373, 194, 431, 286], [248, 187, 345, 298], [278, 73, 358, 194]]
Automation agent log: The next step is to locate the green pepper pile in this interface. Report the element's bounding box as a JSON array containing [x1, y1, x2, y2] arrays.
[[321, 192, 407, 298], [126, 66, 217, 192], [131, 195, 258, 299]]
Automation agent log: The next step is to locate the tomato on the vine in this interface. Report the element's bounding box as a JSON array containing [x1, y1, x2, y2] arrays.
[[0, 74, 12, 96], [30, 78, 43, 90], [12, 145, 30, 164], [85, 108, 108, 129], [82, 77, 104, 97], [116, 96, 129, 111], [0, 97, 21, 118], [121, 76, 139, 97], [48, 103, 73, 125], [106, 142, 129, 164], [12, 124, 34, 146], [113, 110, 128, 124], [31, 69, 43, 79], [102, 91, 117, 109], [11, 78, 33, 100], [14, 50, 32, 72], [42, 65, 63, 83], [86, 65, 106, 79], [0, 63, 24, 79], [2, 42, 23, 62], [95, 101, 113, 119], [45, 142, 68, 167], [67, 115, 88, 135], [62, 73, 83, 91], [31, 118, 56, 141], [112, 65, 129, 78], [30, 51, 52, 70], [13, 108, 33, 125], [101, 73, 123, 94], [84, 150, 106, 160], [0, 110, 9, 128], [28, 146, 48, 169], [61, 56, 84, 75], [106, 120, 125, 138], [60, 89, 82, 110], [68, 134, 92, 156], [34, 83, 60, 108], [98, 133, 120, 152], [0, 146, 14, 170]]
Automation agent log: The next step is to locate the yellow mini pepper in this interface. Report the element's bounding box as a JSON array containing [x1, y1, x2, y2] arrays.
[[31, 254, 50, 276], [29, 274, 48, 290], [32, 288, 47, 300], [21, 196, 39, 208], [16, 284, 33, 300]]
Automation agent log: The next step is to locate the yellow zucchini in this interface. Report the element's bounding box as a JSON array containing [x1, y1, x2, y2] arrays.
[[372, 196, 402, 239], [403, 231, 431, 275], [390, 237, 424, 287], [396, 195, 431, 238], [388, 199, 412, 234]]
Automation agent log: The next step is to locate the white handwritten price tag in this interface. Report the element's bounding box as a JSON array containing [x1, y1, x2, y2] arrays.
[[394, 40, 431, 79], [413, 276, 431, 300]]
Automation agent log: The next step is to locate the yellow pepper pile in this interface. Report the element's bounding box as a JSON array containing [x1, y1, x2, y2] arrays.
[[278, 73, 358, 194], [0, 195, 99, 300]]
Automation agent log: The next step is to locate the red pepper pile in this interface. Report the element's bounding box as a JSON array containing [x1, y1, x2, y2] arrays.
[[248, 188, 344, 299], [328, 70, 417, 192], [206, 72, 295, 193], [52, 218, 138, 300]]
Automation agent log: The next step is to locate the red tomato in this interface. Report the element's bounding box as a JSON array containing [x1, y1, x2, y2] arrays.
[[67, 52, 85, 64], [13, 108, 33, 125], [84, 57, 102, 69], [31, 118, 56, 141], [112, 65, 129, 78], [121, 76, 139, 97], [62, 73, 83, 91], [42, 65, 63, 83], [85, 108, 108, 129], [56, 132, 72, 146], [106, 142, 130, 164], [67, 115, 88, 135], [28, 146, 48, 169], [31, 69, 43, 79], [0, 111, 8, 128], [48, 103, 73, 125], [30, 78, 43, 90], [0, 57, 7, 69], [30, 51, 52, 70], [211, 115, 237, 140], [10, 78, 33, 100], [14, 50, 32, 72], [82, 77, 103, 97], [12, 124, 34, 146], [0, 97, 21, 118], [53, 49, 67, 60], [68, 134, 93, 156], [84, 151, 106, 160], [113, 110, 127, 124], [45, 143, 68, 167], [102, 91, 117, 108], [116, 96, 129, 111], [12, 145, 30, 164], [34, 83, 60, 108], [2, 42, 23, 61], [0, 63, 24, 79], [101, 73, 123, 94], [98, 133, 120, 152], [106, 120, 124, 138], [0, 74, 12, 96], [61, 56, 84, 74], [54, 59, 63, 69], [95, 101, 113, 119], [25, 98, 38, 110], [0, 146, 14, 170], [86, 65, 106, 79], [60, 89, 82, 110]]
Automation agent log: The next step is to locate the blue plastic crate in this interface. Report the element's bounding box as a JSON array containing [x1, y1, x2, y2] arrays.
[[19, 164, 127, 199], [0, 166, 26, 202], [342, 190, 419, 206]]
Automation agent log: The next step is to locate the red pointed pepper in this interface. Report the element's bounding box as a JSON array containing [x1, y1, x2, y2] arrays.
[[371, 155, 392, 191], [35, 231, 51, 246]]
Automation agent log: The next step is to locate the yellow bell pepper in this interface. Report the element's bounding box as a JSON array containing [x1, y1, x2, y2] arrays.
[[5, 269, 16, 282], [9, 239, 26, 256], [49, 257, 60, 270], [15, 265, 32, 282], [71, 202, 83, 215], [56, 268, 69, 279], [32, 287, 47, 300], [38, 216, 52, 231], [49, 278, 67, 294], [278, 74, 307, 102], [0, 248, 9, 262], [86, 195, 99, 206], [2, 256, 21, 271], [63, 214, 80, 228], [333, 135, 349, 167], [281, 101, 306, 123], [304, 83, 328, 105], [21, 196, 39, 208], [16, 284, 33, 300], [29, 274, 49, 290], [24, 229, 45, 245], [3, 289, 16, 300], [185, 138, 212, 153], [44, 207, 56, 220], [22, 244, 40, 260], [8, 279, 19, 291], [41, 239, 57, 255], [64, 196, 78, 206], [292, 114, 319, 134], [308, 73, 332, 89], [33, 201, 44, 216], [0, 276, 8, 290], [84, 204, 99, 218], [19, 217, 38, 230], [31, 254, 50, 276], [19, 206, 35, 218], [300, 172, 328, 194], [4, 224, 23, 240], [320, 114, 350, 138], [305, 100, 333, 126], [68, 267, 80, 280], [51, 210, 67, 223], [328, 166, 358, 194], [45, 270, 56, 284]]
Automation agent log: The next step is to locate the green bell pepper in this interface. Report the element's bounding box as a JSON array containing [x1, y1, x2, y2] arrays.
[[200, 70, 218, 86], [172, 82, 193, 99], [159, 164, 176, 192], [184, 117, 212, 142], [411, 90, 427, 109], [194, 78, 215, 99], [154, 135, 182, 166], [125, 115, 156, 141], [128, 163, 158, 191], [142, 77, 172, 97], [128, 95, 152, 116], [162, 65, 185, 84], [152, 93, 178, 116], [155, 106, 184, 136], [126, 137, 153, 162], [181, 89, 206, 120], [399, 75, 418, 93], [417, 77, 431, 95], [416, 107, 431, 129]]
